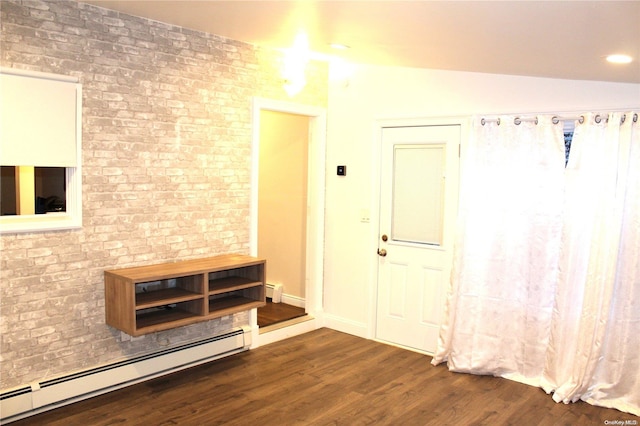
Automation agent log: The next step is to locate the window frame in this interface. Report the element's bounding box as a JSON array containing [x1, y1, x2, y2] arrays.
[[0, 68, 82, 234]]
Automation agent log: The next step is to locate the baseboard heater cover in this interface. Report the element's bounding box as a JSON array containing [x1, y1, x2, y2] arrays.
[[0, 326, 251, 424], [266, 283, 283, 302]]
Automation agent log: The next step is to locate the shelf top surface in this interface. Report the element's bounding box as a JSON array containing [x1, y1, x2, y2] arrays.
[[105, 254, 265, 281]]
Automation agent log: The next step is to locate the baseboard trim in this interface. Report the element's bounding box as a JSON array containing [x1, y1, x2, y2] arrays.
[[281, 293, 305, 308], [322, 314, 367, 339], [265, 284, 305, 308], [257, 316, 318, 347]]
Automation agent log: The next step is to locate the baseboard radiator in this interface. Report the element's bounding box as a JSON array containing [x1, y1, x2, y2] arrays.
[[0, 326, 251, 424], [266, 283, 284, 302]]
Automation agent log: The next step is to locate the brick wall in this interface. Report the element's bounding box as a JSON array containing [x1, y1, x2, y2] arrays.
[[0, 0, 328, 389]]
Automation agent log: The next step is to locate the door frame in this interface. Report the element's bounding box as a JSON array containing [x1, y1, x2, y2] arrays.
[[369, 116, 469, 348], [250, 97, 327, 347]]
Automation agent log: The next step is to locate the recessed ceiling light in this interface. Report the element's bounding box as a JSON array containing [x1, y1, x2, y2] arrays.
[[330, 43, 350, 50], [606, 54, 633, 64]]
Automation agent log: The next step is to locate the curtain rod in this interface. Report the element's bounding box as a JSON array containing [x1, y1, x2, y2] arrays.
[[481, 113, 638, 126]]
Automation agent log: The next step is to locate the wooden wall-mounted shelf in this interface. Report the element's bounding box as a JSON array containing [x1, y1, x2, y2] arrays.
[[104, 254, 266, 336]]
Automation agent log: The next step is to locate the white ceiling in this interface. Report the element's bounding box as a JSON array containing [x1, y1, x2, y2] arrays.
[[83, 1, 640, 84]]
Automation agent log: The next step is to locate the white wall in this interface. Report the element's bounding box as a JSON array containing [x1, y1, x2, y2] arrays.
[[323, 64, 640, 337]]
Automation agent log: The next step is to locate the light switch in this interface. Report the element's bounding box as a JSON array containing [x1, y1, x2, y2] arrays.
[[360, 208, 370, 223], [337, 165, 346, 176]]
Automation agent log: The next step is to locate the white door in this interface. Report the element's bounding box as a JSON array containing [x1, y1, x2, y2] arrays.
[[376, 125, 460, 353]]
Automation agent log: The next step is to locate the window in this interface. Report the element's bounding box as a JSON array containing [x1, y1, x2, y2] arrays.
[[563, 121, 575, 167], [0, 68, 82, 233], [1, 167, 66, 215], [564, 131, 574, 166]]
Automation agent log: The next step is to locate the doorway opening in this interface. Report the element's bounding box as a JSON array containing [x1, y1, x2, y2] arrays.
[[256, 110, 308, 328], [250, 98, 326, 346]]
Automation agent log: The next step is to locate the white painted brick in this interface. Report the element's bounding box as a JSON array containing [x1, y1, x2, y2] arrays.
[[25, 248, 53, 258], [0, 0, 328, 390]]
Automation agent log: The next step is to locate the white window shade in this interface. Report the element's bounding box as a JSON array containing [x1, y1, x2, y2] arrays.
[[1, 70, 78, 167]]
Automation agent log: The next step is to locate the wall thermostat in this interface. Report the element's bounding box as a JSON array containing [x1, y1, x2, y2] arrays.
[[337, 165, 346, 176]]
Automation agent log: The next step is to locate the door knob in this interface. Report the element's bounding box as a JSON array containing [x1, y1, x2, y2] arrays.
[[377, 248, 387, 257]]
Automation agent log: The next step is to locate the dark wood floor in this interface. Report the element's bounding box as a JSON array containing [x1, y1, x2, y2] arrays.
[[11, 329, 635, 426], [257, 299, 306, 327]]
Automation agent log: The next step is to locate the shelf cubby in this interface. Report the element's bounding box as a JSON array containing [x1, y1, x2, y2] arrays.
[[105, 254, 266, 336]]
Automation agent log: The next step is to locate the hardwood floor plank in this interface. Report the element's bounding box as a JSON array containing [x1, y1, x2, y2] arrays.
[[10, 329, 635, 426], [257, 300, 306, 327]]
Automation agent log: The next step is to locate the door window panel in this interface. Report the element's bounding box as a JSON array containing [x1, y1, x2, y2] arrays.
[[392, 145, 445, 245]]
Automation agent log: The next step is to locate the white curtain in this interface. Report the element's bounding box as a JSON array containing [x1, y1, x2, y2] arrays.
[[541, 112, 640, 414], [433, 112, 640, 416], [433, 115, 566, 384]]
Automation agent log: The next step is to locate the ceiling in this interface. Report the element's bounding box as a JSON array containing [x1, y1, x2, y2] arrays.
[[83, 1, 640, 84]]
